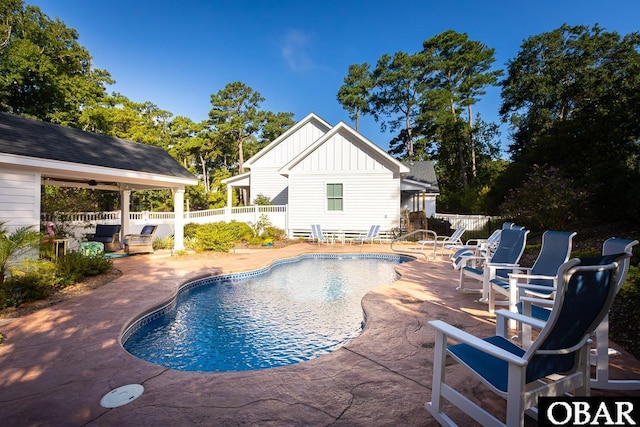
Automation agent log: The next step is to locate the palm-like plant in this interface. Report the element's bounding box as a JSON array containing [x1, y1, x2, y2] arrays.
[[0, 221, 41, 285]]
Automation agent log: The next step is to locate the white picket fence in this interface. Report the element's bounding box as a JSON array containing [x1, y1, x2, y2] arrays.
[[43, 206, 497, 250], [43, 205, 288, 250]]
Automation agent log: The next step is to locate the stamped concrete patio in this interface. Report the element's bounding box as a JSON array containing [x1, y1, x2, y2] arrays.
[[1, 242, 638, 426]]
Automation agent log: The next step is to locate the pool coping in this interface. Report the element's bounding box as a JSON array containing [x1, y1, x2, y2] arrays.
[[1, 243, 638, 426], [120, 252, 415, 347]]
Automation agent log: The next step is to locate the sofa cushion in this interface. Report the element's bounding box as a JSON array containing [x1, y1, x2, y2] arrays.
[[94, 224, 121, 238]]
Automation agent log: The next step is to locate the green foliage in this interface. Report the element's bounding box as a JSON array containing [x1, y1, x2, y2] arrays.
[[248, 236, 263, 245], [337, 63, 373, 131], [338, 30, 503, 203], [499, 164, 587, 230], [2, 269, 55, 308], [499, 24, 640, 224], [0, 222, 41, 285], [252, 194, 272, 205], [249, 214, 272, 237], [610, 265, 640, 359], [153, 236, 174, 250], [0, 251, 112, 308], [191, 223, 235, 252], [0, 3, 113, 124], [183, 221, 256, 252], [53, 252, 112, 286], [263, 226, 285, 241], [225, 221, 254, 241], [42, 185, 119, 216]]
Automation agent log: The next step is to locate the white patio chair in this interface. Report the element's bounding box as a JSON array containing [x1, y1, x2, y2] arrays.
[[418, 226, 465, 256], [457, 228, 529, 302], [426, 255, 625, 427], [350, 225, 381, 245], [488, 230, 576, 314], [309, 224, 330, 244]]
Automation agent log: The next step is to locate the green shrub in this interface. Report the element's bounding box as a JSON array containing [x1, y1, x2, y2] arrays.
[[184, 236, 199, 251], [184, 222, 200, 239], [500, 164, 587, 230], [54, 252, 112, 287], [153, 235, 174, 250], [190, 222, 235, 252], [252, 194, 272, 205], [248, 236, 263, 245], [1, 259, 57, 308], [0, 251, 111, 309], [226, 221, 254, 241], [2, 270, 55, 307], [184, 221, 254, 252], [610, 265, 640, 359], [263, 226, 285, 241]]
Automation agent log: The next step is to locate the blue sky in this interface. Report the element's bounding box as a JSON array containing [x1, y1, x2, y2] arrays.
[[31, 0, 640, 153]]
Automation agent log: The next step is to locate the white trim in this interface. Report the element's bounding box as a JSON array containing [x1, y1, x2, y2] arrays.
[[325, 181, 344, 213], [0, 153, 198, 188], [244, 113, 332, 168], [221, 171, 251, 185], [279, 122, 410, 176]]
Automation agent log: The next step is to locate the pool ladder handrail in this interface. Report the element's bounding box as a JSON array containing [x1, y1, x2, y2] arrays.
[[390, 229, 438, 260]]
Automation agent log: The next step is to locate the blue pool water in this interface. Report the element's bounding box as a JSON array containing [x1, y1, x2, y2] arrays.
[[123, 254, 409, 372]]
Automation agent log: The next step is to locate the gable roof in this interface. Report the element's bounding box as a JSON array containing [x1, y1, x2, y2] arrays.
[[279, 121, 410, 176], [243, 112, 332, 168], [0, 112, 197, 189]]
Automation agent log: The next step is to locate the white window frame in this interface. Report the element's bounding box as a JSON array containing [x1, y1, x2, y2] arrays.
[[326, 182, 343, 212]]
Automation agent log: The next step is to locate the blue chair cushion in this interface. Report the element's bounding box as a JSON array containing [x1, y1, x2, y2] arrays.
[[516, 301, 551, 321], [462, 266, 482, 276], [448, 335, 525, 393]]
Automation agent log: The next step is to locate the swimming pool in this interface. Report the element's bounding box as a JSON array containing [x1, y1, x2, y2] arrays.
[[122, 254, 411, 372]]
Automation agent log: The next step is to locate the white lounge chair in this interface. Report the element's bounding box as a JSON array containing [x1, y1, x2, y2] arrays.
[[309, 224, 330, 244], [350, 225, 381, 245], [418, 226, 465, 256]]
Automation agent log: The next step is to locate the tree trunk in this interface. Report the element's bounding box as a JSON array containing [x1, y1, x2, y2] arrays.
[[199, 154, 209, 195], [451, 98, 468, 187], [238, 137, 247, 205], [405, 112, 413, 159], [468, 104, 477, 179]]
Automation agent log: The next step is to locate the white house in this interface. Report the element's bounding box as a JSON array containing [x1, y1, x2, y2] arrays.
[[0, 113, 198, 251], [223, 113, 439, 235]]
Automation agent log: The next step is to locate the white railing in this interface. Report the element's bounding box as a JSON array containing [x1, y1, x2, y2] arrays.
[[434, 213, 501, 232], [42, 208, 499, 249], [42, 206, 289, 249]]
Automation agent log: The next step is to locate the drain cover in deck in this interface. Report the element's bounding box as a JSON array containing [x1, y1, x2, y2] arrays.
[[100, 384, 144, 408]]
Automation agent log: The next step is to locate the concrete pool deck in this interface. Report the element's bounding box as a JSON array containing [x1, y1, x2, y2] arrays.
[[1, 242, 639, 426]]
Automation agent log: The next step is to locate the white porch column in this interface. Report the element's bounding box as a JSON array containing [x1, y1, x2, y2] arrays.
[[120, 190, 131, 245], [226, 183, 233, 208], [173, 188, 185, 252]]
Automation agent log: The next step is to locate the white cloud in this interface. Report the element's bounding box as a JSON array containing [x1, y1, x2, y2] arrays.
[[281, 29, 314, 73]]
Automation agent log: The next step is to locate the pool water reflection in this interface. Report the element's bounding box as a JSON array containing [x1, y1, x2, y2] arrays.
[[123, 255, 408, 372]]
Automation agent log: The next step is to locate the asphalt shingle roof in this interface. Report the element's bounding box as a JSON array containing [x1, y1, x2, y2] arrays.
[[0, 112, 195, 180], [403, 160, 440, 192]]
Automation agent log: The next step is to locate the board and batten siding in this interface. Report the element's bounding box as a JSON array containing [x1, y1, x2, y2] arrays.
[[247, 119, 330, 205], [287, 130, 401, 232], [250, 120, 329, 168], [0, 169, 41, 232]]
